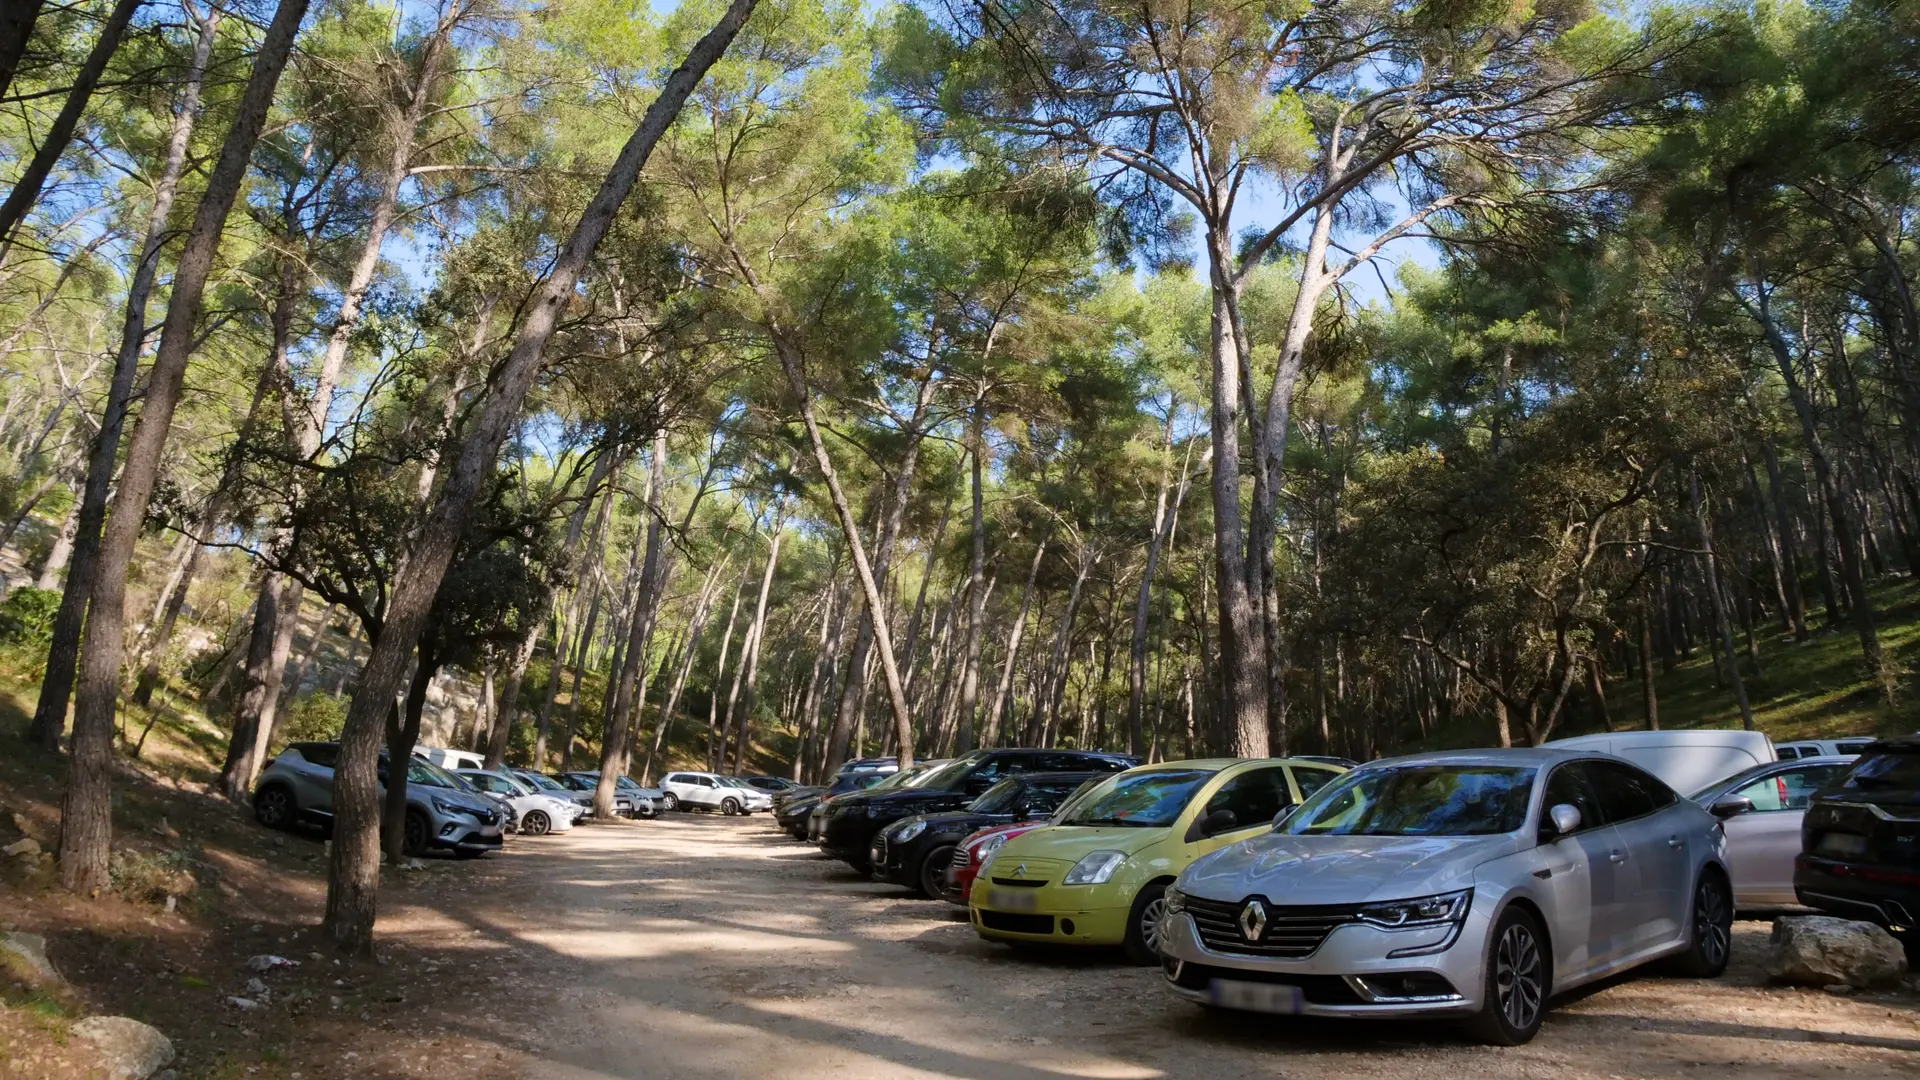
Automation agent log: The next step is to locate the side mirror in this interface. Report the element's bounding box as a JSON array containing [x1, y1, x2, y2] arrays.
[[1199, 808, 1239, 838], [1013, 804, 1038, 822], [1547, 803, 1583, 837], [1271, 805, 1298, 828], [1710, 795, 1755, 819]]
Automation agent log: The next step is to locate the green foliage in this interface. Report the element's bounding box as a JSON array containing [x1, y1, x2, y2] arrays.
[[0, 589, 60, 645], [279, 693, 348, 744]]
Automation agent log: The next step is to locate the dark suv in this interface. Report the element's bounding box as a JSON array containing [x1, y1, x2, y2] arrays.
[[1795, 734, 1920, 930], [869, 771, 1104, 898], [817, 748, 1135, 871]]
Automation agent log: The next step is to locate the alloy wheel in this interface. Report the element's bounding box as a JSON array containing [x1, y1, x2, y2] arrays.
[[1494, 921, 1543, 1031], [662, 793, 679, 811], [523, 811, 549, 836], [1140, 896, 1168, 955], [255, 788, 290, 828], [1694, 875, 1731, 968], [722, 798, 740, 816]]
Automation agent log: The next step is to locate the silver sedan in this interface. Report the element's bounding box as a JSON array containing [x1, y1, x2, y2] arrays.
[[1158, 748, 1733, 1045], [1690, 755, 1855, 907]]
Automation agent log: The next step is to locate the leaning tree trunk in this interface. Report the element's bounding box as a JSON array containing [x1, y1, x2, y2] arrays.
[[0, 0, 144, 256], [381, 660, 437, 865], [28, 5, 219, 749], [595, 438, 668, 815], [644, 553, 731, 783], [954, 407, 989, 755], [57, 0, 311, 896], [322, 0, 761, 955], [0, 0, 44, 101], [729, 525, 784, 775]]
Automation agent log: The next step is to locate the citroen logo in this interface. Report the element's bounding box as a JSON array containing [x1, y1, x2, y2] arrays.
[[1011, 863, 1028, 879], [1239, 899, 1267, 941]]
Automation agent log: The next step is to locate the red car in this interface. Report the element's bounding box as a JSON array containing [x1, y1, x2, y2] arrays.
[[942, 821, 1051, 906]]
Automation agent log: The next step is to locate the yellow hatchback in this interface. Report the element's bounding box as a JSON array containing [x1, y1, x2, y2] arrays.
[[969, 758, 1348, 962]]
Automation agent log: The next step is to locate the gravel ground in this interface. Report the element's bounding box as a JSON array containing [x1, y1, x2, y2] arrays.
[[372, 813, 1920, 1080]]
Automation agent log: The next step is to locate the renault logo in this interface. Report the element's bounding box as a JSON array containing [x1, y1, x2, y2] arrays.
[[1239, 899, 1267, 941]]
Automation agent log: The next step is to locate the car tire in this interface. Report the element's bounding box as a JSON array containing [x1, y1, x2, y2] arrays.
[[661, 792, 680, 811], [1466, 906, 1551, 1046], [403, 811, 429, 857], [253, 785, 295, 830], [721, 798, 742, 816], [521, 810, 551, 836], [918, 845, 956, 900], [1122, 883, 1170, 965], [1670, 868, 1733, 978]]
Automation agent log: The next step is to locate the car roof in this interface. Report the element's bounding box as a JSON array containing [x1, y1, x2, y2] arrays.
[[1864, 733, 1920, 753], [1365, 747, 1591, 768]]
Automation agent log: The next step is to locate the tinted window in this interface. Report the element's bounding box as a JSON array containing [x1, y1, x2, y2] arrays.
[[1840, 751, 1920, 792], [295, 743, 338, 768], [1063, 769, 1215, 828], [1542, 763, 1603, 830], [1835, 741, 1874, 755], [1038, 753, 1126, 773], [1202, 767, 1293, 831], [1776, 747, 1801, 760], [1733, 764, 1849, 811], [1286, 765, 1538, 837], [1291, 766, 1339, 799], [407, 760, 451, 787], [664, 774, 686, 784], [969, 778, 1031, 815], [1585, 760, 1675, 823]]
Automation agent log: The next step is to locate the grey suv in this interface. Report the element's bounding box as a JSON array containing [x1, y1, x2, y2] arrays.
[[253, 742, 505, 858]]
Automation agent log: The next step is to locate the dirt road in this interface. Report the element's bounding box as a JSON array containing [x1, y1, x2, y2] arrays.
[[374, 814, 1919, 1080]]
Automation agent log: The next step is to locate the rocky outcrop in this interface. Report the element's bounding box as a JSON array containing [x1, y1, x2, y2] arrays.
[[1765, 916, 1908, 988], [70, 1016, 176, 1079], [0, 930, 59, 983]]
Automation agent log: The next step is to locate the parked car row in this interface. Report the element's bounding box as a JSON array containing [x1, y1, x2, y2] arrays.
[[771, 730, 1913, 1046], [251, 742, 672, 857]]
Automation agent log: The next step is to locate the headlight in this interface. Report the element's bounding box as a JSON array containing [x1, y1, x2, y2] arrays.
[[1356, 890, 1472, 929], [895, 820, 927, 843], [1164, 885, 1187, 915], [1063, 850, 1127, 885], [431, 796, 475, 818], [973, 834, 1007, 866]]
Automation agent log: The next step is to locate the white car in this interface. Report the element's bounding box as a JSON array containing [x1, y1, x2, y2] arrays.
[[455, 769, 580, 835], [1774, 738, 1874, 760], [658, 771, 774, 815], [1545, 729, 1776, 794]]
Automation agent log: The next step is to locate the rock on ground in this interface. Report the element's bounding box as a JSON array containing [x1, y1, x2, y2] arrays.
[[70, 1016, 176, 1080], [1766, 915, 1908, 988], [0, 930, 60, 983]]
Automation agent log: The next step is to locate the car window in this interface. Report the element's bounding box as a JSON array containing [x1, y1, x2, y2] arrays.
[[1840, 751, 1920, 792], [1732, 764, 1849, 811], [295, 743, 337, 768], [1290, 766, 1340, 799], [1286, 765, 1537, 836], [1584, 759, 1675, 823], [1775, 746, 1799, 760], [1202, 766, 1294, 831], [407, 760, 449, 787], [1542, 764, 1605, 830], [1062, 769, 1216, 828], [1835, 741, 1873, 756]]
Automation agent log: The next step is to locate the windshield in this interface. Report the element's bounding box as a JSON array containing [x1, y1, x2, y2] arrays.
[[719, 777, 753, 789], [971, 778, 1086, 816], [1061, 769, 1216, 828], [1284, 765, 1537, 837], [615, 776, 644, 791], [520, 772, 565, 792], [905, 755, 981, 791], [1840, 751, 1920, 792], [408, 759, 458, 789]]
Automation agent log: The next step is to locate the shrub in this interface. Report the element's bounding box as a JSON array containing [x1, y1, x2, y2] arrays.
[[0, 588, 60, 644], [108, 848, 196, 905], [279, 692, 347, 743]]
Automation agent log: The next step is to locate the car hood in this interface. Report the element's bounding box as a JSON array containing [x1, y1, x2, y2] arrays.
[[910, 810, 1016, 836], [1180, 832, 1524, 905], [419, 786, 498, 816], [1000, 822, 1172, 862]]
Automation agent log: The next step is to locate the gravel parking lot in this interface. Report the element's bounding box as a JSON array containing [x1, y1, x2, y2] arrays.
[[367, 813, 1920, 1080]]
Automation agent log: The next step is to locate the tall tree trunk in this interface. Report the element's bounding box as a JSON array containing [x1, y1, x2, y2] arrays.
[[279, 602, 336, 706], [955, 409, 988, 754], [57, 0, 311, 896], [27, 5, 218, 748], [645, 552, 731, 783], [1201, 252, 1268, 756], [1691, 468, 1755, 730], [705, 573, 748, 771], [1638, 602, 1659, 730], [0, 0, 44, 101], [380, 659, 437, 865], [596, 438, 668, 813], [485, 446, 617, 768], [984, 533, 1048, 747], [321, 0, 759, 954], [0, 0, 145, 257], [729, 525, 784, 775]]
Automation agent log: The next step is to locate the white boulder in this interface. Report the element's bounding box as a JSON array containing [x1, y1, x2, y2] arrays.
[[71, 1016, 176, 1079]]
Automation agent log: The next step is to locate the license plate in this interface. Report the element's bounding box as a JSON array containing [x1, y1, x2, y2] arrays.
[[986, 887, 1040, 912], [1209, 978, 1303, 1015], [1817, 833, 1870, 858]]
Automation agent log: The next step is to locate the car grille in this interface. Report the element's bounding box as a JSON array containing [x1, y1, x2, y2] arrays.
[[989, 876, 1047, 887], [1185, 896, 1358, 958], [949, 846, 970, 873]]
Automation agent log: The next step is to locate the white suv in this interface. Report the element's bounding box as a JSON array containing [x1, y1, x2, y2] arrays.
[[659, 772, 774, 815]]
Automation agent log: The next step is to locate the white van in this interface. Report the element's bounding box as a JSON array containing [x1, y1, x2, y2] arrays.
[[1545, 730, 1775, 794], [414, 746, 485, 772]]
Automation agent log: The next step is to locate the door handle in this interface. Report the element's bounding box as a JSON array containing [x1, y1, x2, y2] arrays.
[[1609, 851, 1629, 864], [1667, 837, 1684, 848]]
